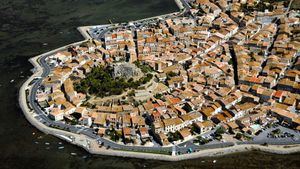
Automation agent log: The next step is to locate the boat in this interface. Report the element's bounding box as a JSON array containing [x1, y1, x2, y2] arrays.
[[71, 153, 77, 156], [58, 146, 64, 150]]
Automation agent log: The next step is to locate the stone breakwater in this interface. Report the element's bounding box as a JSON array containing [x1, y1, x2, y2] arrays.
[[87, 144, 300, 161], [174, 0, 184, 10]]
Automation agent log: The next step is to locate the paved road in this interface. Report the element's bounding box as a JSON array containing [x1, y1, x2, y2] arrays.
[[251, 126, 300, 144], [180, 0, 191, 10]]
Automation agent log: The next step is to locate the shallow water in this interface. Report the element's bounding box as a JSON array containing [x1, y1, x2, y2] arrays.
[[0, 0, 299, 168]]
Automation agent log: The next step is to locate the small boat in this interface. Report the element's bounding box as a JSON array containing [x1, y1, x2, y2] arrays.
[[82, 155, 87, 159], [71, 153, 77, 156], [45, 142, 50, 145], [213, 160, 217, 163], [43, 43, 48, 46], [58, 146, 64, 150], [10, 79, 14, 83], [34, 141, 39, 144], [58, 142, 62, 145], [30, 68, 36, 73]]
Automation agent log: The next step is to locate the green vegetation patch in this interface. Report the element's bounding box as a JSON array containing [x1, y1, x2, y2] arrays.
[[74, 66, 153, 97], [241, 0, 289, 13], [167, 131, 181, 142], [134, 61, 153, 73], [193, 136, 211, 145], [291, 0, 300, 10]]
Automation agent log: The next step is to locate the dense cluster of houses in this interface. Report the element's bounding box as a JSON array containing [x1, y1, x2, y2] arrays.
[[35, 0, 300, 146]]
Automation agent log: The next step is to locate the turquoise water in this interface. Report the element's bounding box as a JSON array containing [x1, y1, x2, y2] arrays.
[[0, 0, 299, 168]]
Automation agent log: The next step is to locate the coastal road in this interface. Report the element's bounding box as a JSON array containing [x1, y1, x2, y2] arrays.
[[180, 0, 191, 10]]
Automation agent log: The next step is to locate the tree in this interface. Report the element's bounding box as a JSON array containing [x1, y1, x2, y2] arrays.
[[168, 131, 181, 142], [195, 136, 209, 145], [215, 127, 225, 135], [190, 125, 198, 134], [154, 93, 163, 99], [70, 119, 78, 125], [167, 71, 177, 78], [228, 59, 233, 65], [214, 126, 225, 140], [183, 60, 192, 70], [124, 138, 132, 144], [235, 133, 242, 140], [108, 128, 120, 142], [128, 90, 135, 97], [74, 66, 153, 98], [134, 61, 153, 73]]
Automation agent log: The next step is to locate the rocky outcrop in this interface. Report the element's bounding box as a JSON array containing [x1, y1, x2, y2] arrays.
[[112, 63, 143, 79]]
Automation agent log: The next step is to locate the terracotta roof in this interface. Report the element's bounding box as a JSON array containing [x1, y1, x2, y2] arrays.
[[179, 128, 191, 138], [123, 127, 131, 136], [227, 121, 239, 129]]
